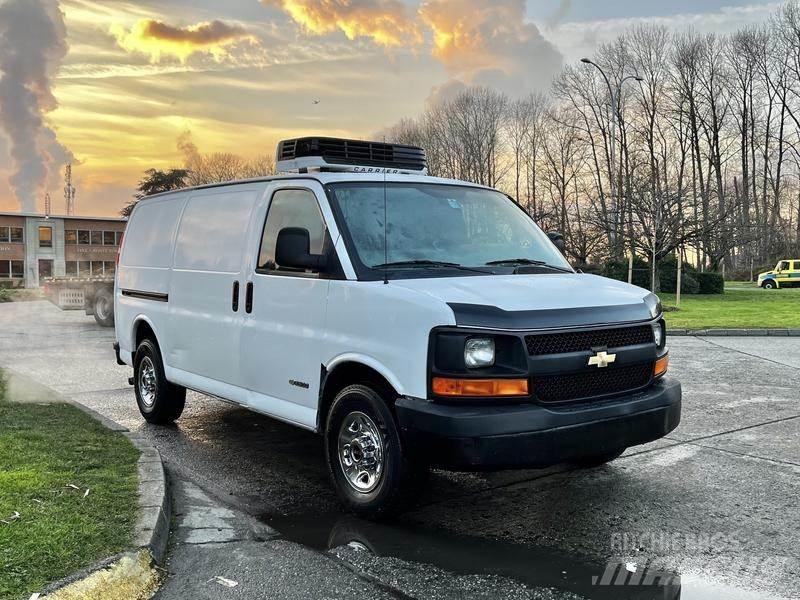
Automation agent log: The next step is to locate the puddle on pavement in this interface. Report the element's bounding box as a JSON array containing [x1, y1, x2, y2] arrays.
[[264, 511, 780, 600]]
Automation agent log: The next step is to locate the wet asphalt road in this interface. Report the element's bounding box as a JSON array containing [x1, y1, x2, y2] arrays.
[[0, 301, 798, 599]]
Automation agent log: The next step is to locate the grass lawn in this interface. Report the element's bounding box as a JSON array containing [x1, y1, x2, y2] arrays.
[[0, 372, 140, 599], [660, 286, 800, 329], [0, 288, 45, 303]]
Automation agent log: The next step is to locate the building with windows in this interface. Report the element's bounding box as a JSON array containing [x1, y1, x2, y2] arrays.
[[0, 212, 127, 288]]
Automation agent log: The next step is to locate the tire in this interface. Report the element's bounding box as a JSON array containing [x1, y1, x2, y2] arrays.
[[93, 288, 114, 327], [325, 384, 415, 519], [763, 280, 777, 289], [571, 447, 626, 468], [134, 338, 186, 424]]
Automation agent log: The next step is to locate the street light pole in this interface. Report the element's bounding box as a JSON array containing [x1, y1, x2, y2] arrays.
[[580, 58, 643, 262]]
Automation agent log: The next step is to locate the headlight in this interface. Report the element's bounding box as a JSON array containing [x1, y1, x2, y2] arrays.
[[464, 338, 495, 368], [652, 320, 665, 348], [644, 293, 662, 319]]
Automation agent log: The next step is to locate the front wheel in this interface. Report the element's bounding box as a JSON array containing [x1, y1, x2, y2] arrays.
[[134, 338, 186, 424], [763, 280, 777, 290], [325, 384, 415, 518]]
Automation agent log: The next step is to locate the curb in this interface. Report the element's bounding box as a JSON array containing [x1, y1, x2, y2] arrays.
[[1, 369, 170, 599], [128, 434, 171, 564], [669, 329, 800, 337]]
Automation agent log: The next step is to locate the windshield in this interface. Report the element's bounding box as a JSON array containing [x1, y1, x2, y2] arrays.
[[327, 182, 572, 276]]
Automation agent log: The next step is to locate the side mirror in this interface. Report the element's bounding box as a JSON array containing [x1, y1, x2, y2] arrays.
[[547, 231, 566, 254], [275, 227, 327, 271]]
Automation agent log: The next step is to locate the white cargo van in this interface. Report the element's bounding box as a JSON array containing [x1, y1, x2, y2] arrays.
[[114, 137, 680, 516]]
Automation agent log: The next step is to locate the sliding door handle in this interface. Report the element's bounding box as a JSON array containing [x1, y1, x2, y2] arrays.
[[245, 281, 253, 314], [232, 280, 240, 312]]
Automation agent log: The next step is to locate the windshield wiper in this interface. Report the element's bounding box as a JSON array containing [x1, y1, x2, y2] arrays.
[[485, 258, 572, 273], [372, 260, 486, 274]]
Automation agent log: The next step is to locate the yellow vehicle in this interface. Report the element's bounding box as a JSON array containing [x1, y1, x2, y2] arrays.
[[758, 259, 800, 289]]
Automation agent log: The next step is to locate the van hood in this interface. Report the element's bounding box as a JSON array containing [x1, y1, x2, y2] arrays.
[[391, 273, 660, 329]]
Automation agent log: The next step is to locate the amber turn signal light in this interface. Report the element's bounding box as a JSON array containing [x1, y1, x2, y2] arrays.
[[654, 353, 669, 378], [432, 377, 529, 397]]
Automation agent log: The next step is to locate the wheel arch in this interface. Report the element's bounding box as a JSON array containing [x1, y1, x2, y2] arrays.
[[133, 315, 161, 350], [318, 356, 402, 433], [763, 278, 779, 288]]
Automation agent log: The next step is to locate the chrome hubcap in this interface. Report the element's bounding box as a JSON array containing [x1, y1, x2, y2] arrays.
[[139, 357, 157, 408], [338, 411, 384, 493]]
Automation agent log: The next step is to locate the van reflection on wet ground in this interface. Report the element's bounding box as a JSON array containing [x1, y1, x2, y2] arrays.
[[178, 406, 789, 600], [265, 511, 683, 600]]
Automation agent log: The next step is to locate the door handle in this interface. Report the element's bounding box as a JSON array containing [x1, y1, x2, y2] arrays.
[[245, 281, 253, 314], [232, 280, 240, 312]]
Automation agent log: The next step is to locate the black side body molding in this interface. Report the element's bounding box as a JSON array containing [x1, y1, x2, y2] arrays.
[[121, 289, 169, 302]]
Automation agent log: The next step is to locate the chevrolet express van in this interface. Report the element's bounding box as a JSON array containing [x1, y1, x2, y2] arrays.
[[114, 137, 681, 516]]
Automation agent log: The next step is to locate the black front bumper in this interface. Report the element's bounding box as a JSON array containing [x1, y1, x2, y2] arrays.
[[395, 378, 681, 470]]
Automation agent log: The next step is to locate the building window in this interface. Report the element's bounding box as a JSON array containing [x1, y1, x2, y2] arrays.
[[104, 261, 116, 275], [65, 261, 78, 277], [0, 260, 23, 279], [90, 231, 103, 245], [77, 230, 90, 245], [115, 231, 124, 245], [0, 226, 22, 243], [38, 259, 53, 278], [79, 261, 91, 276], [39, 226, 53, 248], [65, 230, 77, 244], [103, 231, 116, 245], [91, 261, 104, 276]]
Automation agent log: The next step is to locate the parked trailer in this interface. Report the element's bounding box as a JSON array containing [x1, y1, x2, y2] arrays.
[[42, 277, 115, 327]]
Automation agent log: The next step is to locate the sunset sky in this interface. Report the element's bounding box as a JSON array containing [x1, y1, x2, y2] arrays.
[[0, 0, 780, 216]]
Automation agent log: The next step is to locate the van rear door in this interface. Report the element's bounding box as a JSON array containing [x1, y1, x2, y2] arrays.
[[167, 186, 261, 397], [240, 182, 336, 429]]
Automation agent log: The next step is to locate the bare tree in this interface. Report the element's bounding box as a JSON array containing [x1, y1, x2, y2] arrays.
[[381, 2, 800, 278]]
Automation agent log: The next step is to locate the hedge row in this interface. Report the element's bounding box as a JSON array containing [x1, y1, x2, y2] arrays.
[[598, 256, 724, 294]]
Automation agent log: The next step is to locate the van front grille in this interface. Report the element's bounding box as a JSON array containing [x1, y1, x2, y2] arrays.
[[525, 325, 654, 356], [532, 363, 653, 404]]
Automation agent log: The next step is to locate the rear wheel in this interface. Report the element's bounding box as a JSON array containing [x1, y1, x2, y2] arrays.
[[134, 338, 185, 424], [325, 384, 417, 518], [572, 447, 626, 468], [92, 288, 114, 327]]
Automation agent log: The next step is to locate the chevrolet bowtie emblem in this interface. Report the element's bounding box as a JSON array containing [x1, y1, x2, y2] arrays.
[[588, 350, 616, 368]]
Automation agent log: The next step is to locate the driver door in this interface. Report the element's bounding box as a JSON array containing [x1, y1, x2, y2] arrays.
[[239, 183, 334, 430], [777, 261, 792, 286]]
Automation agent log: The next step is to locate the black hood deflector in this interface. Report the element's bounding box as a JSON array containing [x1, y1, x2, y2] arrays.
[[447, 302, 653, 330]]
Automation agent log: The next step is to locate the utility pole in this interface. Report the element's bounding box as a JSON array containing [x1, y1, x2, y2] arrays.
[[64, 164, 76, 216], [627, 253, 633, 284], [580, 58, 642, 260], [44, 193, 51, 217], [676, 247, 683, 309]]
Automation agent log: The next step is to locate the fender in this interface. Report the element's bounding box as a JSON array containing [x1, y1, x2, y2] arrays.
[[131, 314, 161, 351], [324, 352, 406, 397]]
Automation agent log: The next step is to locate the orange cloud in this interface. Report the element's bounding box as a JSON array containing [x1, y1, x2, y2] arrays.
[[418, 0, 562, 94], [264, 0, 421, 47], [110, 19, 256, 63]]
